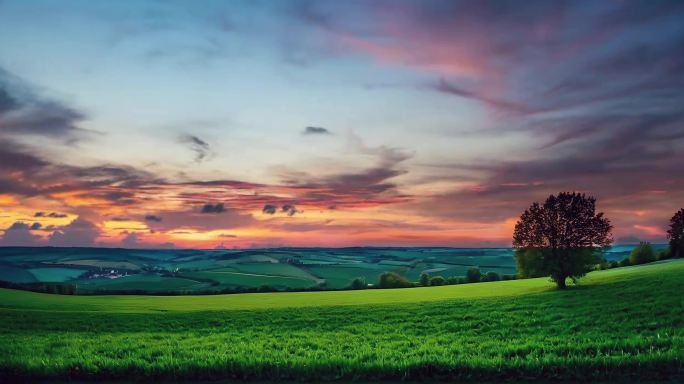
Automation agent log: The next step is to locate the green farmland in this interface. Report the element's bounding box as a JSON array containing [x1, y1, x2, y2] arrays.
[[1, 260, 682, 381], [0, 246, 656, 294]]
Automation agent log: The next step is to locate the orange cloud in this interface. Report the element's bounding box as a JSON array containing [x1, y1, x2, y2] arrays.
[[633, 225, 665, 237]]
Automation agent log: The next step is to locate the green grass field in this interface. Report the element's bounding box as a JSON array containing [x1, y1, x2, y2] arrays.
[[1, 260, 682, 381]]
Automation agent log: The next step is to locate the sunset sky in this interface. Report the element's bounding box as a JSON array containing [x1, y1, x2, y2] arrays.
[[0, 0, 682, 248]]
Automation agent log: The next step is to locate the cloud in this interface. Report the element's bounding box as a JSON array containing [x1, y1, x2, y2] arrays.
[[179, 134, 211, 163], [276, 135, 413, 209], [412, 106, 684, 239], [144, 214, 162, 222], [121, 231, 140, 248], [289, 0, 684, 120], [200, 203, 226, 214], [48, 217, 101, 247], [0, 140, 162, 202], [0, 67, 88, 140], [281, 204, 299, 216], [145, 208, 255, 232], [434, 78, 529, 113], [120, 231, 175, 249], [0, 222, 40, 246], [261, 204, 300, 216], [30, 222, 42, 230], [0, 85, 18, 113], [0, 140, 48, 173], [303, 126, 331, 135], [34, 212, 68, 218]]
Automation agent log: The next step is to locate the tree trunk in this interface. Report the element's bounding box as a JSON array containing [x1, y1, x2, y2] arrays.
[[556, 275, 567, 289]]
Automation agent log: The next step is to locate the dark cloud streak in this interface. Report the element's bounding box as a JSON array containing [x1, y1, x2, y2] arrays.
[[303, 126, 331, 135], [179, 134, 211, 163]]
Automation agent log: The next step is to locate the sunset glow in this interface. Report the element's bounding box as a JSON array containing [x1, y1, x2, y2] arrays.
[[0, 0, 682, 249]]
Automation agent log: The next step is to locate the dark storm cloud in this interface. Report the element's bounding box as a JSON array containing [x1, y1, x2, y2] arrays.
[[303, 126, 331, 135], [179, 134, 211, 163], [144, 214, 162, 222], [30, 222, 42, 230], [201, 202, 226, 214], [262, 204, 277, 214]]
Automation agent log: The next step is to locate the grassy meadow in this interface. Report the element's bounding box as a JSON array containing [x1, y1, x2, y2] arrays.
[[1, 259, 682, 381]]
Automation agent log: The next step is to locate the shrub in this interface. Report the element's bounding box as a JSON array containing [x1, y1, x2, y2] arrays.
[[502, 274, 517, 280], [629, 242, 656, 265], [257, 285, 276, 293], [466, 267, 482, 283], [609, 260, 619, 269], [377, 272, 412, 289], [419, 272, 430, 286], [619, 257, 631, 267], [485, 271, 501, 282], [447, 276, 459, 285], [348, 277, 367, 290], [457, 277, 468, 284], [656, 247, 671, 261], [429, 276, 445, 286]]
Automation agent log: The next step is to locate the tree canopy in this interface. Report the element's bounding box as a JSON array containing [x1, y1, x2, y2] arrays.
[[629, 242, 655, 265], [377, 272, 411, 289], [466, 267, 482, 283], [667, 208, 684, 258], [513, 192, 613, 288]]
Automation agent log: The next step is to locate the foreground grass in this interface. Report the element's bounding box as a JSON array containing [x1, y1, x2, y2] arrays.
[[1, 260, 683, 381]]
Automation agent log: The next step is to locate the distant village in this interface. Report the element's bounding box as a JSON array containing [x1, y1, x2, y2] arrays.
[[81, 269, 128, 280]]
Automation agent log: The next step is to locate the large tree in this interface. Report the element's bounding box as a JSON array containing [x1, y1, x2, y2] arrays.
[[513, 192, 613, 289], [667, 208, 684, 258]]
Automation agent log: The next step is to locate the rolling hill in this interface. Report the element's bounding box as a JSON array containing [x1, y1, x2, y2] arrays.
[[1, 259, 682, 381]]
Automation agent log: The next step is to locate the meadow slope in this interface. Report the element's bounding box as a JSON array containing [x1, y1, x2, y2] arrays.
[[1, 260, 683, 381]]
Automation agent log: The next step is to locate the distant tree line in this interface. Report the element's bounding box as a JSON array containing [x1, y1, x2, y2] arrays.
[[0, 281, 77, 295], [342, 268, 518, 291]]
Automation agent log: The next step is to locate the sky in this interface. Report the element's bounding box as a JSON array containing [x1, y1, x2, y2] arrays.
[[0, 0, 683, 249]]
